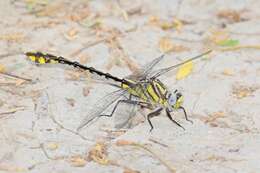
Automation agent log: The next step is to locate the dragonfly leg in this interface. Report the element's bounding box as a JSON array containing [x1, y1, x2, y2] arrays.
[[100, 99, 151, 118], [166, 108, 185, 130], [179, 106, 193, 124], [147, 107, 163, 132], [100, 99, 127, 118]]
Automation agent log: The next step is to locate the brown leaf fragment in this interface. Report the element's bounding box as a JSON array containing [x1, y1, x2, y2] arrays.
[[201, 111, 225, 124], [159, 37, 188, 53], [69, 156, 87, 167], [88, 143, 109, 165], [0, 64, 6, 72], [232, 85, 258, 99], [68, 6, 90, 22], [124, 168, 140, 173], [64, 28, 78, 40], [222, 69, 234, 76], [79, 54, 91, 64], [217, 10, 241, 23], [0, 33, 25, 42], [116, 140, 134, 146]]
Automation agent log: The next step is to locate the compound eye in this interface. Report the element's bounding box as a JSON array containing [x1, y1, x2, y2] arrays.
[[176, 92, 182, 99], [168, 94, 176, 105]]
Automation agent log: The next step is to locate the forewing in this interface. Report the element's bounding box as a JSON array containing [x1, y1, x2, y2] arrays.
[[77, 89, 127, 131], [150, 50, 212, 78], [127, 54, 165, 80]]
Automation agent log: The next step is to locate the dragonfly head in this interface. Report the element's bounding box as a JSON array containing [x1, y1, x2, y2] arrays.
[[167, 90, 184, 111]]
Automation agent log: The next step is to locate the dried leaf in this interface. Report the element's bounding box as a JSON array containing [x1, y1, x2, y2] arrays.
[[79, 54, 90, 64], [232, 85, 258, 99], [121, 9, 129, 21], [222, 69, 234, 76], [217, 10, 241, 23], [176, 61, 193, 80], [116, 140, 134, 146], [159, 37, 174, 53], [69, 7, 90, 22], [69, 156, 87, 167], [46, 142, 59, 150], [209, 30, 230, 44], [88, 143, 109, 165], [0, 33, 25, 42], [202, 111, 226, 123], [217, 39, 239, 47], [160, 21, 174, 30], [148, 16, 160, 25], [149, 16, 183, 32], [0, 64, 6, 73], [64, 28, 78, 40], [172, 18, 183, 32], [81, 15, 101, 29], [15, 79, 26, 86], [124, 168, 140, 173]]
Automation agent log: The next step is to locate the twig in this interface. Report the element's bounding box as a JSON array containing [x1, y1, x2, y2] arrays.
[[0, 72, 32, 82], [0, 52, 23, 59], [49, 113, 93, 142], [39, 143, 65, 160], [70, 38, 106, 57], [148, 138, 169, 148], [116, 141, 176, 173], [219, 45, 260, 51], [0, 107, 25, 117], [47, 92, 94, 142]]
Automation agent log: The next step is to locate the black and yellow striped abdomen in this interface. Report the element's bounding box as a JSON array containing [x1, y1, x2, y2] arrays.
[[26, 52, 59, 64], [25, 52, 128, 84]]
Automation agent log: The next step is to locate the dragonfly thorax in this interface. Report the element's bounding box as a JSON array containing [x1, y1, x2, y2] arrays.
[[121, 78, 184, 109]]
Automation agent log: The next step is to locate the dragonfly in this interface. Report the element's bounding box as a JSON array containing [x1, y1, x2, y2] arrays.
[[25, 50, 212, 131]]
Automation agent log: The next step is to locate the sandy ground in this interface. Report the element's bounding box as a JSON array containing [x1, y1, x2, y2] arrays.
[[0, 0, 260, 172]]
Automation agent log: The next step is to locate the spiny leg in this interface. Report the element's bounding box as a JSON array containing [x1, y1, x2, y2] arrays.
[[100, 99, 151, 118], [166, 108, 185, 130], [179, 106, 193, 124], [147, 107, 163, 132]]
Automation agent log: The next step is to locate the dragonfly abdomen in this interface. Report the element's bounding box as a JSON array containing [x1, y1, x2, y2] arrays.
[[26, 52, 130, 85]]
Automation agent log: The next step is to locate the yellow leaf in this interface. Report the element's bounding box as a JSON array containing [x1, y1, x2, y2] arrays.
[[176, 61, 193, 80], [222, 69, 234, 76], [0, 64, 6, 73], [160, 21, 174, 30], [173, 18, 183, 32], [46, 142, 59, 150]]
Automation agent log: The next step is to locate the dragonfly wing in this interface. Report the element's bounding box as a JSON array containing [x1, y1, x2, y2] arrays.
[[114, 100, 138, 129], [150, 50, 212, 79], [77, 89, 127, 131], [127, 54, 165, 80]]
